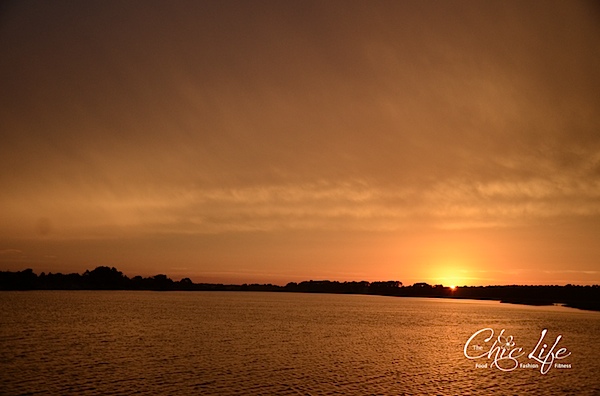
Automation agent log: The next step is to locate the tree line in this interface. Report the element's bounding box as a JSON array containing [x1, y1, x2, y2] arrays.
[[1, 266, 599, 311]]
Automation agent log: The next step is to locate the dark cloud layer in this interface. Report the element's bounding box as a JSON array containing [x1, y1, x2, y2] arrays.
[[1, 1, 599, 284]]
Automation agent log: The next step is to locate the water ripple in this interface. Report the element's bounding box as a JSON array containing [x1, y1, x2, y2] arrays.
[[1, 291, 599, 395]]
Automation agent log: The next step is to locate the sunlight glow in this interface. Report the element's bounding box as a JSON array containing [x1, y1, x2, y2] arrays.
[[427, 261, 471, 287]]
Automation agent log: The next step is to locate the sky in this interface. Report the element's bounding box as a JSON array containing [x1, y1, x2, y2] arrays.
[[1, 1, 599, 286]]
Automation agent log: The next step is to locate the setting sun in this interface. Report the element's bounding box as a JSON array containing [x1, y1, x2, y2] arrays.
[[425, 259, 472, 287]]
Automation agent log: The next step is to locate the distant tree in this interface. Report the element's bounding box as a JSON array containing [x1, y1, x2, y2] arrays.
[[178, 277, 194, 290], [130, 275, 145, 290], [84, 266, 128, 289], [0, 268, 38, 290], [412, 282, 431, 288], [369, 280, 402, 295], [150, 274, 174, 291], [372, 281, 402, 288]]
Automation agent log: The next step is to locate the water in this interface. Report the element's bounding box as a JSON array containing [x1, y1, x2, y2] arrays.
[[1, 291, 599, 395]]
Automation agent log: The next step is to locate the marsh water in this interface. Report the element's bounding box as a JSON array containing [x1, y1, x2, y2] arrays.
[[1, 291, 599, 395]]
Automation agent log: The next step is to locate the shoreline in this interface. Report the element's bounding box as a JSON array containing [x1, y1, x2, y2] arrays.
[[3, 287, 600, 313], [2, 267, 599, 312]]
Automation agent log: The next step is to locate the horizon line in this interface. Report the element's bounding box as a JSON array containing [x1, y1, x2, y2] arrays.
[[2, 266, 599, 288]]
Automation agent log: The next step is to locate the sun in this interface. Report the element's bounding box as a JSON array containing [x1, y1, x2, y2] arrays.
[[426, 259, 472, 288], [430, 267, 466, 288], [420, 242, 478, 287]]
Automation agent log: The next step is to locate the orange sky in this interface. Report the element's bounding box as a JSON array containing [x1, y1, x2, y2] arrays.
[[1, 1, 599, 285]]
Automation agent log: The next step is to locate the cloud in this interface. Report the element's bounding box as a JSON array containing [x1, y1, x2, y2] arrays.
[[2, 169, 599, 240], [543, 270, 599, 275], [0, 249, 22, 255], [0, 1, 599, 284]]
